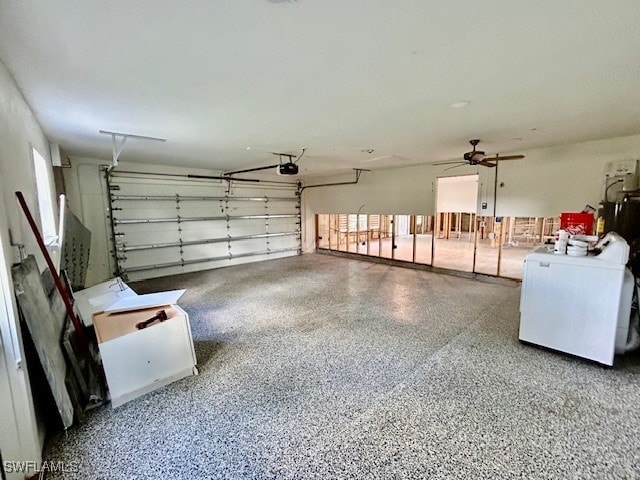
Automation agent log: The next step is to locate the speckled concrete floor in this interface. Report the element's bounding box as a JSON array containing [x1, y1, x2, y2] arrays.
[[45, 253, 640, 479]]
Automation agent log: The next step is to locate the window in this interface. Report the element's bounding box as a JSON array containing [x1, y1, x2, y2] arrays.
[[32, 146, 57, 242]]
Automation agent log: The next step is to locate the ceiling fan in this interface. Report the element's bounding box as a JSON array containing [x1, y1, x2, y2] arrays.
[[434, 139, 525, 169], [224, 149, 306, 176]]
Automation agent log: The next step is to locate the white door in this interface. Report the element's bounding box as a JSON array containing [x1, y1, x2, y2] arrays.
[[0, 196, 41, 479], [0, 322, 21, 479], [0, 269, 33, 480]]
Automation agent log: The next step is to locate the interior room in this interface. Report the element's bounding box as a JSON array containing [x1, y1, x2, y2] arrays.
[[1, 2, 640, 479]]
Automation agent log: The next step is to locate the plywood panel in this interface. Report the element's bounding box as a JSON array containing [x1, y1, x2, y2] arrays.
[[12, 255, 74, 428], [94, 305, 182, 343]]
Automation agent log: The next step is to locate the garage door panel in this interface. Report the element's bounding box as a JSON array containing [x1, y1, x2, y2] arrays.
[[107, 172, 301, 280]]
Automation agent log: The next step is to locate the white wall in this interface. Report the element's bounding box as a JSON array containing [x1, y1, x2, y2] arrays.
[[60, 158, 112, 287], [302, 134, 640, 251], [0, 59, 47, 476], [494, 135, 639, 216]]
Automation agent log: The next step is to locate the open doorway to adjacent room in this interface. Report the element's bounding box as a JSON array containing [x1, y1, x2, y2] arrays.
[[433, 174, 478, 272]]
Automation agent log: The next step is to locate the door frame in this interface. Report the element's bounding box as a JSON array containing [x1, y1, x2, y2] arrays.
[[434, 174, 480, 271]]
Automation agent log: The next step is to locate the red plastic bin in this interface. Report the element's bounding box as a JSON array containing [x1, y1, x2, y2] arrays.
[[559, 212, 594, 235]]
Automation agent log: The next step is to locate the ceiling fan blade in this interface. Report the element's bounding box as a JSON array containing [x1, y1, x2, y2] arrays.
[[433, 160, 468, 166], [444, 163, 466, 171], [484, 155, 525, 161], [477, 160, 497, 168]]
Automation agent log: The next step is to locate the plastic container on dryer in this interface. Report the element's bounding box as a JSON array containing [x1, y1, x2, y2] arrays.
[[560, 212, 594, 235]]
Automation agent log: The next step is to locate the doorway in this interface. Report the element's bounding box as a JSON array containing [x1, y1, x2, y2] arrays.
[[433, 175, 479, 272]]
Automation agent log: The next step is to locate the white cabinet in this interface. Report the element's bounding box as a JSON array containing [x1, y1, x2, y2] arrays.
[[93, 305, 197, 407], [519, 248, 633, 366], [74, 277, 137, 326]]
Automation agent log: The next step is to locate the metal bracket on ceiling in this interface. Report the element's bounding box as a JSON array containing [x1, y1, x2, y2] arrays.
[[99, 130, 166, 168]]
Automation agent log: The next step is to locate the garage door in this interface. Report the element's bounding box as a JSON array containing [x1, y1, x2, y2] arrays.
[[106, 170, 301, 281]]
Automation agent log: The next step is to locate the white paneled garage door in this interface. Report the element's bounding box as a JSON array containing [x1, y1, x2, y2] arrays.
[[106, 170, 301, 281]]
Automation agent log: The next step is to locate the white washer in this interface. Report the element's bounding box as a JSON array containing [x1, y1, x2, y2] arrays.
[[519, 239, 634, 366]]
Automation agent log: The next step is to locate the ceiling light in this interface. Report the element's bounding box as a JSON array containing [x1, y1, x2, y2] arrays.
[[246, 147, 251, 150], [450, 100, 470, 109]]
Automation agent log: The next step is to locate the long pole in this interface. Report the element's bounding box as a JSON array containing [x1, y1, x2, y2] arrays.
[[493, 162, 499, 217], [15, 192, 91, 354]]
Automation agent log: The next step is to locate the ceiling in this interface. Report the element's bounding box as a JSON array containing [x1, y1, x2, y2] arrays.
[[1, 1, 639, 177]]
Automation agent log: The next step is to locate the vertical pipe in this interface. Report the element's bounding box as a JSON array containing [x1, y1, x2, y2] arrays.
[[391, 215, 396, 259], [497, 217, 506, 277], [493, 160, 499, 217], [472, 214, 478, 273]]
